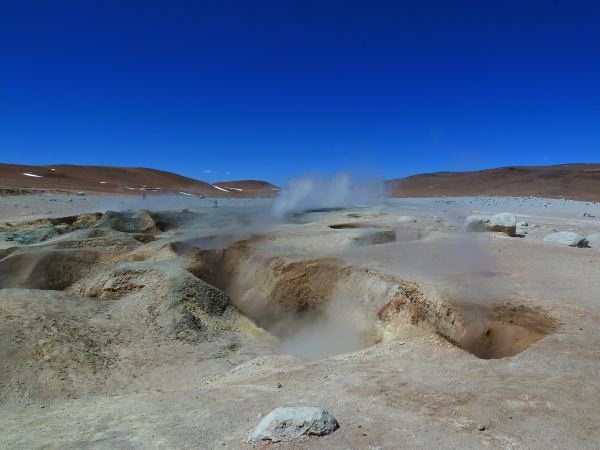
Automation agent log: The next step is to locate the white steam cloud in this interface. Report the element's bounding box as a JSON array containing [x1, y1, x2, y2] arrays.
[[272, 173, 383, 217]]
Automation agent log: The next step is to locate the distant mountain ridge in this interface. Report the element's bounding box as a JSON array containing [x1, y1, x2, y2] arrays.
[[4, 162, 600, 202], [0, 164, 278, 197], [386, 164, 600, 202]]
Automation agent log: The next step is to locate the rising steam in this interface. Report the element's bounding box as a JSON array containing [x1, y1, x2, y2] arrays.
[[272, 173, 384, 217]]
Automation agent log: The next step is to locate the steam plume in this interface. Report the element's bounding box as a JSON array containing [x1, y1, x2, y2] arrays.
[[272, 173, 383, 217]]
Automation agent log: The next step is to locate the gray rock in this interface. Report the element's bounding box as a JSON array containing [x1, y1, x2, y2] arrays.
[[248, 406, 340, 443], [397, 215, 417, 223], [543, 231, 589, 248], [586, 232, 600, 248], [465, 213, 516, 236]]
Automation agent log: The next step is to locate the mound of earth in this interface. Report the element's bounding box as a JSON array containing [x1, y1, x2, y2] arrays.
[[387, 163, 600, 201], [213, 180, 279, 194]]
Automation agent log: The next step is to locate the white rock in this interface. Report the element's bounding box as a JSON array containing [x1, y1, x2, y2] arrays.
[[465, 213, 516, 236], [248, 406, 340, 443], [398, 216, 417, 223], [488, 213, 517, 236], [543, 231, 589, 248]]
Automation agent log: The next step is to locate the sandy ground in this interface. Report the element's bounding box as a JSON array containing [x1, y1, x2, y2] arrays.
[[1, 193, 600, 449]]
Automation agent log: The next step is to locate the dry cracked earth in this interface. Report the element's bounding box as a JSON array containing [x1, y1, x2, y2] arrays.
[[1, 194, 600, 449]]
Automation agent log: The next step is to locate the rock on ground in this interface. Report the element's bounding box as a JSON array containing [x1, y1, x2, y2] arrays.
[[248, 406, 340, 443], [465, 212, 516, 236], [543, 231, 589, 247]]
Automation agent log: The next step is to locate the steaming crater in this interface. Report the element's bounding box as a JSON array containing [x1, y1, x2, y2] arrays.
[[0, 208, 559, 361], [182, 239, 558, 359]]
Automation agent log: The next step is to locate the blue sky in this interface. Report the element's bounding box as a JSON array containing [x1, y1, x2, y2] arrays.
[[1, 1, 599, 184]]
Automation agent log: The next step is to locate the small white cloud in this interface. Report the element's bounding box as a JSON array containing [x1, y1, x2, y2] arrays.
[[203, 169, 212, 174]]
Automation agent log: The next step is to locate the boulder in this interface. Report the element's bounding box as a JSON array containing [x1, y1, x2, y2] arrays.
[[465, 213, 516, 236], [543, 231, 589, 248], [248, 406, 340, 443], [397, 216, 417, 223], [586, 232, 600, 248]]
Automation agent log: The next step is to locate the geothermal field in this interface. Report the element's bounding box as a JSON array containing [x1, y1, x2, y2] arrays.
[[1, 185, 600, 449]]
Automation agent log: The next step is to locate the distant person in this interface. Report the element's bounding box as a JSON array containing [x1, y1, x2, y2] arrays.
[[142, 193, 147, 200], [213, 200, 218, 208]]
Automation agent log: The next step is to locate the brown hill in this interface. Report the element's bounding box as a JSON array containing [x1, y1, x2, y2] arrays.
[[386, 164, 600, 202], [213, 180, 279, 194], [0, 164, 277, 197]]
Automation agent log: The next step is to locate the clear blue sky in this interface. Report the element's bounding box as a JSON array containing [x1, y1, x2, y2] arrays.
[[1, 1, 599, 184]]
